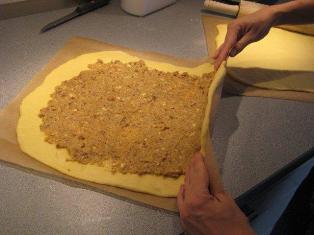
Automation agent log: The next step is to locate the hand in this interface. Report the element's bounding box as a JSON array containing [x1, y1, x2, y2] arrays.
[[213, 6, 277, 70], [177, 152, 256, 235]]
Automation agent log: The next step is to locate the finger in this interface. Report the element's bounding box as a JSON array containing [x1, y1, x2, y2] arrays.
[[229, 32, 255, 57], [177, 184, 185, 212], [212, 45, 223, 59], [187, 152, 210, 194], [214, 25, 239, 69], [177, 185, 188, 232], [213, 43, 227, 70], [184, 156, 193, 185], [214, 58, 222, 71], [213, 43, 229, 70]]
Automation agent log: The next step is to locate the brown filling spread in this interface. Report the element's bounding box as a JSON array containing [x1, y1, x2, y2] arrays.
[[39, 60, 213, 177]]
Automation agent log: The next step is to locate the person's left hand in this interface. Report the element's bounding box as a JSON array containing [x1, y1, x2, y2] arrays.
[[177, 152, 256, 235]]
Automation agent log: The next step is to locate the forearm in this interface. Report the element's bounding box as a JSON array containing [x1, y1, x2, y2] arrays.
[[271, 0, 314, 25]]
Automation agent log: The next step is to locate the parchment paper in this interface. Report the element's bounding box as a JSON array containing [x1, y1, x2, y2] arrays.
[[202, 15, 314, 103], [0, 37, 220, 212]]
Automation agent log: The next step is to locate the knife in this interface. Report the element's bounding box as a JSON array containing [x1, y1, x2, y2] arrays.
[[40, 0, 110, 33]]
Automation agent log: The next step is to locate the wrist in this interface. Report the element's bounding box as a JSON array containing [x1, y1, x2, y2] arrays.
[[267, 5, 284, 27], [269, 0, 308, 26]]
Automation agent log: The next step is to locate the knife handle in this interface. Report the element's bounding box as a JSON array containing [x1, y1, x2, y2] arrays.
[[76, 0, 110, 15]]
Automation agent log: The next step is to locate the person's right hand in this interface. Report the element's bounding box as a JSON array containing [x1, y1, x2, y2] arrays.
[[213, 6, 278, 70], [177, 152, 256, 235]]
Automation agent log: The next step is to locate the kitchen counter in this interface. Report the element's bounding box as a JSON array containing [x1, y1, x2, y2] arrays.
[[0, 0, 313, 234]]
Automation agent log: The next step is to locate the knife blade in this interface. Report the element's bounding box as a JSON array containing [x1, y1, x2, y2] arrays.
[[41, 0, 110, 33]]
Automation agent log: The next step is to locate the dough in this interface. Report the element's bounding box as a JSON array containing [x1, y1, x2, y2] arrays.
[[216, 24, 314, 92], [17, 51, 223, 197]]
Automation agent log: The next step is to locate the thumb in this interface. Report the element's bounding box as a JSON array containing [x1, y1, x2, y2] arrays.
[[187, 152, 210, 194]]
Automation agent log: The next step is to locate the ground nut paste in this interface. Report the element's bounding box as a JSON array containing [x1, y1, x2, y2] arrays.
[[39, 60, 213, 177]]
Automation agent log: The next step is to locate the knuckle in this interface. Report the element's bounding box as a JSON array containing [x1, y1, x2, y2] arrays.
[[227, 22, 239, 31], [186, 196, 204, 211], [179, 206, 191, 222], [227, 22, 234, 29], [180, 210, 188, 220], [250, 26, 258, 34], [215, 192, 228, 201]]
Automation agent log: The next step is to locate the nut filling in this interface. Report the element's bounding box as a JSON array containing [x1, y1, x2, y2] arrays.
[[39, 60, 213, 177]]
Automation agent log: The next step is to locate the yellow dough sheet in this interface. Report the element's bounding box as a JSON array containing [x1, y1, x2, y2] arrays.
[[17, 50, 225, 197], [216, 24, 314, 93]]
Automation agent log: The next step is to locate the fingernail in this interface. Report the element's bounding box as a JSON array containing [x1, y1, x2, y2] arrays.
[[180, 184, 185, 194], [194, 152, 203, 159], [214, 62, 219, 71]]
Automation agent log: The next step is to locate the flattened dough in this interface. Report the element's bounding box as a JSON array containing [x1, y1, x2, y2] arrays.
[[17, 51, 219, 197], [216, 24, 314, 92]]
